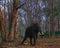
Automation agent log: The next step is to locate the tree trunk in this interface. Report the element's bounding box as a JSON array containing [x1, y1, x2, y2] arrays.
[[8, 0, 25, 41], [57, 16, 60, 31], [8, 0, 19, 41], [14, 17, 19, 41], [48, 0, 55, 37], [4, 0, 6, 23], [8, 11, 17, 41], [0, 8, 6, 41]]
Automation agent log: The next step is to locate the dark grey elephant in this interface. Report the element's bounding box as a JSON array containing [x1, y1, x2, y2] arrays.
[[20, 23, 42, 46]]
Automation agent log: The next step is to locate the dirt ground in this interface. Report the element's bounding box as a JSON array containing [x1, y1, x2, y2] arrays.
[[0, 45, 60, 48], [0, 38, 60, 48]]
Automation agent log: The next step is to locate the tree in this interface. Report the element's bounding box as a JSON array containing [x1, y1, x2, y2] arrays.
[[48, 0, 55, 37], [8, 0, 25, 41], [0, 8, 6, 41], [53, 0, 60, 31]]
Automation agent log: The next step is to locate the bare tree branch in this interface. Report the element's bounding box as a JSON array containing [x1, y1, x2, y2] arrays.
[[16, 2, 26, 10]]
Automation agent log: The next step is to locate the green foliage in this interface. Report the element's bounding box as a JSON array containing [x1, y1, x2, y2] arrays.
[[43, 30, 60, 37], [53, 7, 59, 16], [0, 33, 2, 38], [19, 34, 23, 38], [55, 31, 60, 36], [53, 3, 60, 16], [43, 8, 51, 16], [44, 31, 50, 37]]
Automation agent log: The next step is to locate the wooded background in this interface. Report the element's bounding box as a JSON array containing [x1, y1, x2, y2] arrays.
[[0, 0, 60, 42]]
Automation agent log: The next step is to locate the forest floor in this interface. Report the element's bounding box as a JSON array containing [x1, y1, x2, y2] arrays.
[[0, 37, 60, 48]]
